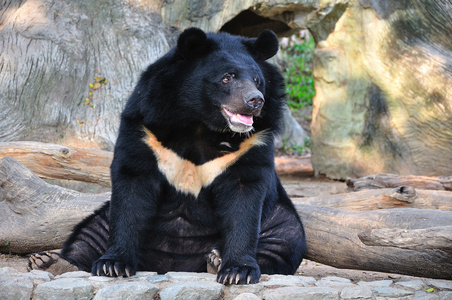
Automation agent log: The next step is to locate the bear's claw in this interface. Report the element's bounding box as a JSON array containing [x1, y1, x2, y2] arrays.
[[92, 258, 134, 277]]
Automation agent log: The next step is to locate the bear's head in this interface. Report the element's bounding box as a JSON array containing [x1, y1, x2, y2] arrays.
[[135, 28, 284, 136], [175, 28, 282, 134]]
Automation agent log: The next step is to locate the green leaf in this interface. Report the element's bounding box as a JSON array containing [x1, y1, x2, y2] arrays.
[[426, 288, 434, 293]]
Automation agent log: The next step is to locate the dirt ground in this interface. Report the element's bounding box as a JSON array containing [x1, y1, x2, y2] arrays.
[[0, 175, 422, 283]]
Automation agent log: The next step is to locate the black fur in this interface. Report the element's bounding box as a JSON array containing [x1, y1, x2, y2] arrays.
[[60, 28, 306, 284]]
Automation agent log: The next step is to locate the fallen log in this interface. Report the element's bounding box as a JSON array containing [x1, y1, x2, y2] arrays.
[[358, 226, 452, 250], [1, 156, 451, 279], [292, 186, 452, 211], [0, 141, 112, 187], [347, 173, 452, 191], [0, 156, 108, 254], [0, 142, 314, 186], [297, 204, 452, 280], [274, 155, 314, 176]]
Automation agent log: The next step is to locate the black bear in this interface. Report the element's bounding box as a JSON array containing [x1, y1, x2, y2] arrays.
[[28, 28, 306, 285]]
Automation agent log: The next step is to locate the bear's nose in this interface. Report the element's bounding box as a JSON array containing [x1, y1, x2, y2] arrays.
[[245, 92, 265, 109]]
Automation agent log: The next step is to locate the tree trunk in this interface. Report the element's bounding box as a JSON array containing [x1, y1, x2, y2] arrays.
[[1, 156, 451, 279]]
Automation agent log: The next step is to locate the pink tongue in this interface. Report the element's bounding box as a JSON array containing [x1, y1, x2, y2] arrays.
[[237, 114, 253, 126]]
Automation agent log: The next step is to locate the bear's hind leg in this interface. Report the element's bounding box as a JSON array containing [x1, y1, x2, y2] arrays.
[[257, 203, 306, 275], [27, 251, 79, 275], [59, 202, 111, 273]]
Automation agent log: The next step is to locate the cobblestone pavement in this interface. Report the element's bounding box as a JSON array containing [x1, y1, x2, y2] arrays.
[[1, 266, 451, 300]]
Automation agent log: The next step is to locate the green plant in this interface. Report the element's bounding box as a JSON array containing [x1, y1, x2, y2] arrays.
[[281, 136, 312, 156], [281, 37, 316, 111]]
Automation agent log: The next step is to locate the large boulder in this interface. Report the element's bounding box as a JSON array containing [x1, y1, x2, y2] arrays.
[[310, 1, 452, 178], [0, 0, 175, 150]]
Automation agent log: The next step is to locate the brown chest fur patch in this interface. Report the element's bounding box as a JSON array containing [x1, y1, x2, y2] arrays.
[[142, 128, 266, 197]]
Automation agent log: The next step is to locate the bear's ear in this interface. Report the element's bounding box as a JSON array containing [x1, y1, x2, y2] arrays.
[[177, 27, 208, 59], [247, 29, 279, 61], [248, 29, 279, 60]]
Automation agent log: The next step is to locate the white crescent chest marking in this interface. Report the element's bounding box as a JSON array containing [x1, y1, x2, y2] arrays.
[[142, 127, 267, 197]]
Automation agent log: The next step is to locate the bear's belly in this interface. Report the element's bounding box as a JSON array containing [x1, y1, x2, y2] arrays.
[[137, 199, 221, 273], [139, 214, 220, 273]]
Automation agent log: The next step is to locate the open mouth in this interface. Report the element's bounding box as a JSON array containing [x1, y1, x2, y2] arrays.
[[222, 107, 254, 132]]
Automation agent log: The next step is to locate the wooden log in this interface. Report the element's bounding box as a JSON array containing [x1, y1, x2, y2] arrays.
[[274, 156, 314, 176], [296, 204, 452, 280], [292, 186, 452, 211], [358, 226, 452, 250], [0, 141, 112, 187], [347, 173, 452, 191], [0, 156, 109, 254], [0, 142, 315, 185]]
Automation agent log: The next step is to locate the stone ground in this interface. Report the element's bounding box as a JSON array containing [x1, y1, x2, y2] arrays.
[[1, 176, 451, 299]]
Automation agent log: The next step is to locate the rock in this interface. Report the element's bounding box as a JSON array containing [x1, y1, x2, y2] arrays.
[[315, 276, 354, 288], [0, 0, 175, 150], [233, 293, 261, 300], [0, 277, 33, 300], [298, 276, 317, 285], [0, 267, 19, 276], [439, 291, 452, 300], [228, 283, 263, 295], [310, 0, 452, 179], [19, 270, 53, 285], [93, 282, 159, 300], [165, 271, 217, 282], [259, 274, 309, 287], [33, 278, 93, 300], [414, 291, 440, 300], [56, 271, 91, 278], [263, 286, 339, 300], [145, 274, 170, 283], [132, 271, 158, 278], [425, 279, 452, 291], [372, 286, 414, 299], [160, 281, 225, 300], [274, 105, 308, 150], [357, 280, 393, 287], [395, 279, 428, 290], [340, 286, 373, 299]]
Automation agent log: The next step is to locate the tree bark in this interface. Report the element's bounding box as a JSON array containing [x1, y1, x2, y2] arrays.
[[1, 156, 451, 279], [346, 174, 452, 192]]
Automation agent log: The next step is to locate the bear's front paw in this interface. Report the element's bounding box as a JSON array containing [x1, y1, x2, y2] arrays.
[[217, 265, 261, 285], [92, 256, 136, 277]]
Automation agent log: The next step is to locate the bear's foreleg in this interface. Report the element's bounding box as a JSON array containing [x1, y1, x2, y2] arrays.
[[212, 175, 265, 285], [91, 173, 160, 277]]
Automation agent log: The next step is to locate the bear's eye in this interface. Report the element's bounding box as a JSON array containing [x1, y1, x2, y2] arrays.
[[221, 73, 235, 84], [253, 77, 260, 86]]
